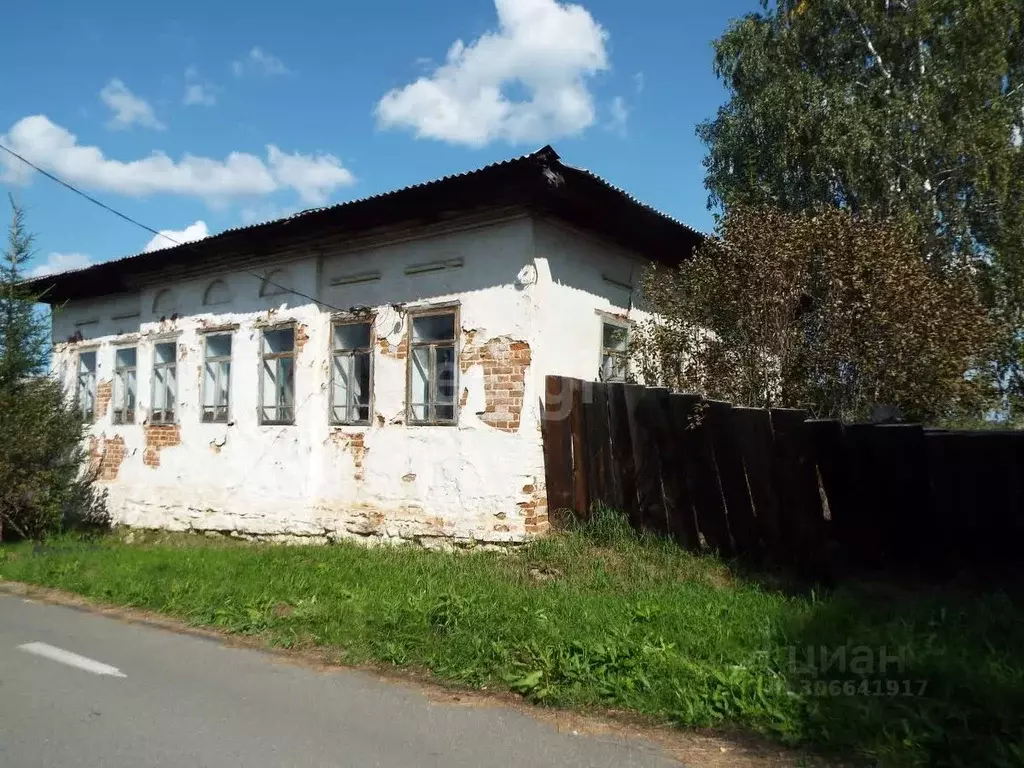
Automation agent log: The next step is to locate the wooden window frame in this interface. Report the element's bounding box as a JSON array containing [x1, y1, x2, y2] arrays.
[[406, 304, 460, 426], [201, 332, 233, 424], [150, 341, 178, 425], [598, 316, 630, 383], [76, 349, 98, 423], [259, 325, 296, 426], [330, 317, 374, 426], [112, 346, 138, 425]]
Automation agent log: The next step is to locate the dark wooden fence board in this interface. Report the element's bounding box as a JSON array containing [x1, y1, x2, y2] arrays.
[[658, 392, 699, 551], [732, 407, 782, 559], [567, 379, 590, 516], [542, 376, 1024, 580], [606, 382, 640, 528], [671, 394, 733, 556], [705, 400, 759, 559], [770, 408, 827, 575], [625, 385, 669, 535], [542, 375, 573, 513], [582, 383, 611, 513]]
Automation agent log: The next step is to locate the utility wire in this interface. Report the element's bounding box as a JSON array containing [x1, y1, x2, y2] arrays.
[[0, 141, 346, 313]]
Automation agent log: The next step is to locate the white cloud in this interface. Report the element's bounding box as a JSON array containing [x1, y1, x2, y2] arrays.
[[633, 71, 644, 94], [0, 115, 356, 205], [183, 68, 217, 106], [28, 252, 93, 278], [375, 0, 609, 147], [184, 83, 217, 106], [144, 220, 209, 252], [100, 79, 165, 130], [607, 96, 628, 135], [233, 47, 289, 77]]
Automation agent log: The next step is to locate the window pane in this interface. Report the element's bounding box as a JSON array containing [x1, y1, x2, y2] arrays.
[[333, 322, 371, 350], [435, 346, 455, 403], [262, 359, 277, 408], [153, 367, 167, 410], [410, 346, 430, 406], [218, 361, 230, 406], [435, 405, 455, 422], [79, 351, 96, 374], [116, 347, 136, 369], [206, 334, 231, 359], [278, 358, 294, 407], [263, 328, 294, 355], [127, 369, 137, 408], [166, 365, 177, 404], [412, 313, 455, 343], [353, 352, 371, 406], [155, 342, 175, 365], [603, 323, 628, 352], [409, 404, 428, 421], [332, 355, 350, 419], [203, 363, 217, 408]]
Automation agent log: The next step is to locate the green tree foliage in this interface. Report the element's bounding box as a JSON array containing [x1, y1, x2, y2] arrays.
[[698, 0, 1024, 414], [0, 198, 107, 540], [634, 206, 993, 423]]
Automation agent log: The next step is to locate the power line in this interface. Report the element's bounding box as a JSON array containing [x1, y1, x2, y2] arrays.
[[0, 141, 346, 313]]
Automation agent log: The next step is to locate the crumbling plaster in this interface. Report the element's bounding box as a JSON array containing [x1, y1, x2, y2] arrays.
[[52, 215, 650, 544]]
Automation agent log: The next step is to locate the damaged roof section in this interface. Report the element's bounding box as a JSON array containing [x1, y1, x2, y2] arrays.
[[26, 145, 704, 304]]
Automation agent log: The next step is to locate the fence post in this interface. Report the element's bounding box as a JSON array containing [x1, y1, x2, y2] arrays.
[[542, 375, 573, 516], [606, 382, 640, 528]]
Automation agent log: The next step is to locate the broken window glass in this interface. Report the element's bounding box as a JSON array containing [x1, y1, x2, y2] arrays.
[[331, 321, 372, 424], [151, 341, 177, 424], [202, 334, 232, 423], [113, 347, 137, 424], [600, 321, 629, 382], [77, 351, 97, 422], [260, 327, 295, 424], [408, 310, 457, 425]]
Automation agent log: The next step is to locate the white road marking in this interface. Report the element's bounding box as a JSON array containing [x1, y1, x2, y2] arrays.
[[18, 642, 126, 678]]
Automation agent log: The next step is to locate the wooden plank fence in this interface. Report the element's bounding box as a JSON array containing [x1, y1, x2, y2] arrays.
[[542, 376, 1024, 580]]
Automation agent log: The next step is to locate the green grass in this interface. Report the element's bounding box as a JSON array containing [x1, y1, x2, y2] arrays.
[[2, 512, 1022, 767]]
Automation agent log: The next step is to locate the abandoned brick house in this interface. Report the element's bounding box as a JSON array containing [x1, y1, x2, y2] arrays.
[[29, 146, 701, 544]]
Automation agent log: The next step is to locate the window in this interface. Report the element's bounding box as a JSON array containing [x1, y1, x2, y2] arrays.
[[408, 310, 457, 425], [152, 288, 178, 314], [202, 334, 232, 423], [76, 351, 97, 421], [112, 347, 137, 424], [331, 321, 372, 425], [600, 320, 629, 382], [260, 327, 295, 424], [151, 342, 177, 424]]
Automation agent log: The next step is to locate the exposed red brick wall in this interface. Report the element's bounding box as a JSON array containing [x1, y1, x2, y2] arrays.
[[95, 380, 112, 420], [142, 424, 181, 468], [90, 435, 126, 481], [331, 430, 367, 482], [460, 336, 532, 432], [295, 324, 309, 352], [378, 334, 408, 360]]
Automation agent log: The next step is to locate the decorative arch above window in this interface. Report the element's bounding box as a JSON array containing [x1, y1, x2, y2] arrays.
[[259, 269, 292, 298], [203, 279, 233, 306], [152, 288, 178, 314]]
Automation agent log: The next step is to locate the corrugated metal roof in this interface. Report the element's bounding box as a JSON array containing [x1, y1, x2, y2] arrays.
[[26, 144, 703, 302]]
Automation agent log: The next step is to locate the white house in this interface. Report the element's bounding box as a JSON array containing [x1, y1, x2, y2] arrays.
[[29, 146, 701, 545]]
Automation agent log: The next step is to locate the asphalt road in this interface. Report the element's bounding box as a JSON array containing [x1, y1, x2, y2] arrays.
[[0, 593, 680, 767]]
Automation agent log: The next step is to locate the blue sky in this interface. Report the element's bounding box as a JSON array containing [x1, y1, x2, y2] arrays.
[[0, 0, 760, 277]]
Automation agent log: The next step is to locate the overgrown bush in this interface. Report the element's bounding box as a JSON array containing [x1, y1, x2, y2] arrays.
[[0, 197, 108, 540], [633, 205, 995, 423]]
